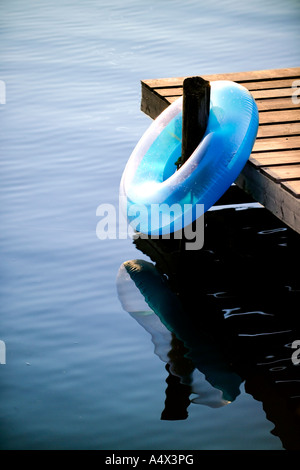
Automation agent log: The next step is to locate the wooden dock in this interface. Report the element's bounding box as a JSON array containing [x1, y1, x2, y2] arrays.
[[141, 67, 300, 234]]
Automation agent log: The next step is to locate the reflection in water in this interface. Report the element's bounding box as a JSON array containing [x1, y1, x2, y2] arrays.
[[117, 194, 300, 450], [117, 260, 240, 406]]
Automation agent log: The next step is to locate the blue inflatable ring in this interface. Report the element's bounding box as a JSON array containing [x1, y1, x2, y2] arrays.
[[120, 80, 259, 235]]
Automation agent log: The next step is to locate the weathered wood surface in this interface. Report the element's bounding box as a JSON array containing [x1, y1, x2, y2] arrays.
[[141, 67, 300, 234], [180, 77, 210, 167]]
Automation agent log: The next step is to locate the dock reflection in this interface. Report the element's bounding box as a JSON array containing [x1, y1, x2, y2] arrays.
[[117, 201, 300, 450]]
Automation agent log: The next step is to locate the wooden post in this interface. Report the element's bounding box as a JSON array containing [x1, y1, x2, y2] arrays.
[[175, 76, 210, 261], [176, 76, 211, 169]]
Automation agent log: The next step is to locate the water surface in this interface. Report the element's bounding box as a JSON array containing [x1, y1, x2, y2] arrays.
[[0, 0, 300, 450]]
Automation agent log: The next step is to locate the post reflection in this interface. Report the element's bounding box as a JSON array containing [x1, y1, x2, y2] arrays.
[[117, 202, 300, 450]]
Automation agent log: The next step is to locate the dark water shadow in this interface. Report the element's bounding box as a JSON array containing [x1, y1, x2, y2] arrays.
[[117, 190, 300, 450]]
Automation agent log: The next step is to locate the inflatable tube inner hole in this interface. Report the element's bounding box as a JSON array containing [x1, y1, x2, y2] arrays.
[[162, 145, 182, 181]]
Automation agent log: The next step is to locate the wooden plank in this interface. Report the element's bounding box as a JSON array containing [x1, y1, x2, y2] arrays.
[[141, 67, 300, 119], [254, 98, 299, 112], [258, 109, 300, 124], [236, 163, 300, 233], [238, 78, 299, 90], [257, 122, 300, 138], [153, 87, 182, 98], [142, 67, 300, 89], [154, 87, 296, 102], [141, 71, 300, 119], [253, 136, 300, 152], [251, 88, 295, 100], [250, 150, 300, 167], [261, 164, 300, 182], [281, 180, 300, 198], [141, 85, 169, 119], [154, 86, 295, 100], [164, 95, 299, 111]]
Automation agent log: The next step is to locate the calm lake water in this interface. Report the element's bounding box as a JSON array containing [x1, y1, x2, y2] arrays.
[[0, 0, 300, 451]]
